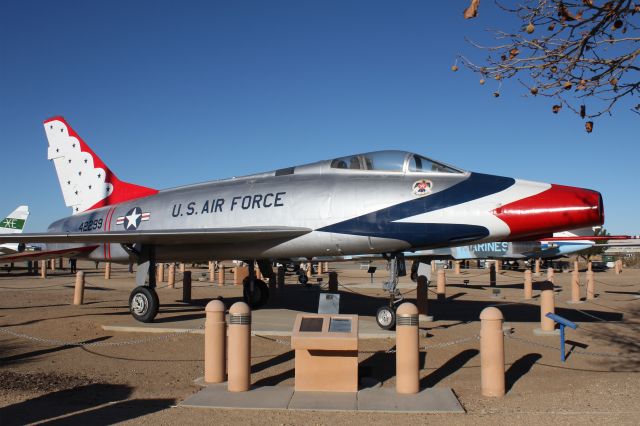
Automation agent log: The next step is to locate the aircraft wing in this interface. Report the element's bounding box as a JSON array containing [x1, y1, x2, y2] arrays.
[[0, 246, 99, 262], [0, 227, 312, 245]]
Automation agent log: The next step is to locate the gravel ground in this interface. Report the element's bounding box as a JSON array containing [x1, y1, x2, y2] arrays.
[[0, 260, 638, 425]]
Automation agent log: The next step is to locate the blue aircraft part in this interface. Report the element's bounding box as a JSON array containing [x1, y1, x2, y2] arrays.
[[545, 313, 578, 362]]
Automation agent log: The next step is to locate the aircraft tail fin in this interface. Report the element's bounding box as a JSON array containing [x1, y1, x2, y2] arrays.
[[43, 117, 158, 214], [0, 205, 29, 234]]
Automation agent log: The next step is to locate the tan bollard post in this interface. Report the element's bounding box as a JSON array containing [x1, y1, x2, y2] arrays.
[[587, 261, 592, 272], [436, 269, 446, 301], [180, 262, 185, 273], [105, 262, 111, 280], [159, 263, 166, 282], [534, 258, 541, 276], [540, 281, 556, 332], [217, 266, 225, 287], [209, 261, 215, 284], [570, 270, 580, 303], [328, 272, 338, 292], [183, 271, 192, 303], [495, 260, 501, 273], [574, 260, 580, 273], [324, 261, 329, 272], [524, 269, 533, 300], [317, 262, 323, 275], [168, 263, 175, 288], [306, 263, 313, 279], [396, 303, 419, 394], [73, 271, 85, 305], [416, 275, 430, 320], [431, 261, 437, 274], [228, 302, 251, 392], [204, 300, 226, 384], [454, 260, 461, 275], [480, 307, 505, 397], [40, 260, 47, 279], [277, 266, 285, 291], [546, 266, 554, 283], [50, 258, 56, 271], [586, 270, 595, 300]]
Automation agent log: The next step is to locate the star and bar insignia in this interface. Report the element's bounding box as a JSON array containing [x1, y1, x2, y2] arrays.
[[116, 207, 150, 230]]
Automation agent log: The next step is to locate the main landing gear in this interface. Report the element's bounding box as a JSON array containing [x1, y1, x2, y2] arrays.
[[126, 244, 160, 323], [242, 259, 271, 309], [375, 253, 407, 330]]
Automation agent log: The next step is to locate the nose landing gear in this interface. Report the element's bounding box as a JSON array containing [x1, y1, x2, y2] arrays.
[[374, 253, 406, 330]]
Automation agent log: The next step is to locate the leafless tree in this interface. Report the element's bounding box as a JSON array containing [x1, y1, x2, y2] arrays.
[[459, 1, 640, 132]]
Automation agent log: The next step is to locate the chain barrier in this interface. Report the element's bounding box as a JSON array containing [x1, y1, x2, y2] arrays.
[[0, 324, 204, 348], [505, 330, 634, 359], [594, 278, 637, 288]]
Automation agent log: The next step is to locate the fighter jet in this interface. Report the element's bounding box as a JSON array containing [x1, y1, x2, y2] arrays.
[[0, 205, 30, 255], [0, 117, 604, 324]]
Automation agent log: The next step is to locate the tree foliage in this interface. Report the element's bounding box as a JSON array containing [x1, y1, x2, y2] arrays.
[[460, 1, 640, 131]]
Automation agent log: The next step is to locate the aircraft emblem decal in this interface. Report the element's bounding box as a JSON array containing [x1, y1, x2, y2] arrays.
[[116, 207, 150, 230], [412, 179, 433, 197]]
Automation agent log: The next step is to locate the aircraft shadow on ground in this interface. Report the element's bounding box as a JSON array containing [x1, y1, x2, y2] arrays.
[[0, 383, 172, 426]]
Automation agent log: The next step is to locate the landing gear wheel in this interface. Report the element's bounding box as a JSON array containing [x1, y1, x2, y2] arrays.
[[376, 306, 396, 330], [243, 278, 269, 309], [129, 286, 159, 323]]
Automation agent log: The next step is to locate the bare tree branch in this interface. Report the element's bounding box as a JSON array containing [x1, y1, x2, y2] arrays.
[[460, 0, 640, 128]]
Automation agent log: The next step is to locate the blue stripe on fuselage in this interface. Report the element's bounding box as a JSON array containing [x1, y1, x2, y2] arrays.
[[318, 173, 515, 247]]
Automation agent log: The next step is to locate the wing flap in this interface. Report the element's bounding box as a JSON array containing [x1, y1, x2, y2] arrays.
[[0, 227, 312, 245], [0, 246, 99, 262]]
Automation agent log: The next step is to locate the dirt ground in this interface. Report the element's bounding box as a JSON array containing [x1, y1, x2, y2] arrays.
[[0, 260, 639, 425]]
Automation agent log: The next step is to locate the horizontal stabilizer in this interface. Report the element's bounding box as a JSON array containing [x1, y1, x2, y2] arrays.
[[0, 245, 98, 262]]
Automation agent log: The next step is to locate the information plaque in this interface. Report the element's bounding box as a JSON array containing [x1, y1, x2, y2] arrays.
[[329, 318, 352, 333]]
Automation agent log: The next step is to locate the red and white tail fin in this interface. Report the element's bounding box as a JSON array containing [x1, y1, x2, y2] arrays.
[[44, 116, 158, 214]]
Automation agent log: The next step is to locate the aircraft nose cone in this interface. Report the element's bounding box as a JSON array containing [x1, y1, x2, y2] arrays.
[[494, 184, 604, 238]]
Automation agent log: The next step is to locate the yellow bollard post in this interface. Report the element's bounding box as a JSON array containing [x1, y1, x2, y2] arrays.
[[524, 269, 533, 300], [105, 262, 111, 280], [396, 303, 419, 394], [228, 302, 251, 392], [586, 270, 595, 300], [73, 271, 85, 305], [480, 307, 505, 397], [570, 270, 580, 303], [539, 281, 555, 332], [168, 263, 175, 288], [205, 300, 226, 384], [40, 260, 47, 279], [546, 266, 554, 283], [436, 269, 446, 301]]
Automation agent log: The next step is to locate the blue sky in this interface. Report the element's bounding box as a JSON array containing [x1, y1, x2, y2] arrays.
[[0, 1, 637, 234]]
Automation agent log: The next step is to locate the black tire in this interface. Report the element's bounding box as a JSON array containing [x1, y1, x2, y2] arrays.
[[376, 306, 396, 330], [129, 286, 159, 323], [243, 278, 269, 309]]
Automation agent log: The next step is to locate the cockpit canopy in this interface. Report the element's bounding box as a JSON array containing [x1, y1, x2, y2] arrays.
[[329, 150, 462, 174]]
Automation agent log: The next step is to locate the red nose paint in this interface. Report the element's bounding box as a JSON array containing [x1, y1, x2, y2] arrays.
[[494, 184, 604, 238]]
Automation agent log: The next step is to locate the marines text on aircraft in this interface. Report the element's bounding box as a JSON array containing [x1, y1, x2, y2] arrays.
[[0, 117, 604, 326]]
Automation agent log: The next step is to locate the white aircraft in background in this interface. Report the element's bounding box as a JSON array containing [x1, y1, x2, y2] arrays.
[[0, 206, 30, 256]]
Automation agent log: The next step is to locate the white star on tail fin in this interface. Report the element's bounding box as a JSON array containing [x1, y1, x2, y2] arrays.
[[43, 117, 158, 214]]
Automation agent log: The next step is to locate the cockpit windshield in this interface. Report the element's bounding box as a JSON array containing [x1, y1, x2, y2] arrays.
[[329, 151, 462, 173]]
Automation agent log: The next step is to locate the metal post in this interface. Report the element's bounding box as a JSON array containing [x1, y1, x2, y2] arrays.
[[228, 302, 251, 392], [183, 271, 192, 303], [396, 303, 419, 394], [560, 324, 566, 362], [277, 265, 285, 291], [205, 299, 226, 383], [489, 262, 497, 287], [328, 272, 338, 292]]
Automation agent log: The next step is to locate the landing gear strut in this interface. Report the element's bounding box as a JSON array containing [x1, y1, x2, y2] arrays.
[[375, 253, 406, 330], [242, 260, 270, 309]]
